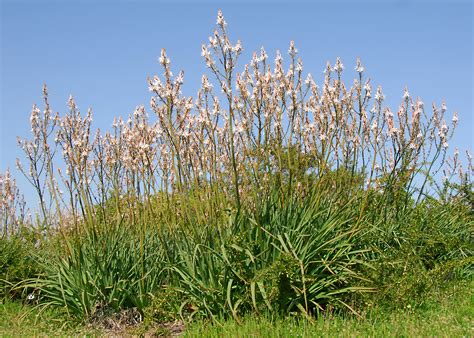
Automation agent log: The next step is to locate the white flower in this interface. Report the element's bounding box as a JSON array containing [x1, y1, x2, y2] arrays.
[[175, 71, 184, 85], [441, 101, 447, 112], [295, 59, 303, 72], [235, 123, 244, 134], [364, 83, 372, 98], [355, 58, 364, 73], [233, 40, 243, 54], [216, 10, 227, 27], [260, 46, 267, 61], [403, 87, 410, 99], [452, 112, 458, 124], [323, 61, 332, 74], [67, 95, 75, 108], [375, 86, 385, 102], [371, 121, 378, 131], [201, 75, 213, 91], [159, 49, 170, 66], [288, 41, 298, 57], [209, 36, 218, 48], [333, 57, 344, 72]]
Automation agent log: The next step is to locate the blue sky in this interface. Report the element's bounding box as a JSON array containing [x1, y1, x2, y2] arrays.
[[1, 0, 473, 202]]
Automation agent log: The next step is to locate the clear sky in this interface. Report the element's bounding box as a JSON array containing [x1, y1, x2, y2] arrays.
[[1, 0, 473, 203]]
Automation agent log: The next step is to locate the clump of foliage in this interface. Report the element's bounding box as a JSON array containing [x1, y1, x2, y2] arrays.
[[22, 223, 168, 319], [0, 231, 41, 299]]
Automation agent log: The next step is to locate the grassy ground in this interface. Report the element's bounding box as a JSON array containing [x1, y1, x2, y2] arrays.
[[185, 280, 473, 337], [1, 280, 472, 337], [0, 302, 99, 337]]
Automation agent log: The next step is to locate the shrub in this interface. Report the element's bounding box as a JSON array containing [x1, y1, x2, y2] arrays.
[[354, 191, 473, 309], [0, 228, 46, 299]]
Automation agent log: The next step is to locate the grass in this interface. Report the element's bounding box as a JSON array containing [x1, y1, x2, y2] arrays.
[[1, 280, 472, 337], [184, 280, 474, 337], [0, 301, 99, 336]]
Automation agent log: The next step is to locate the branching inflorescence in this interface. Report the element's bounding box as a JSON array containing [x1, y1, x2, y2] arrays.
[[4, 10, 471, 232]]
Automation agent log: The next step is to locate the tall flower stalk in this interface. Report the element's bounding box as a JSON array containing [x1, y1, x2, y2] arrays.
[[10, 10, 468, 232]]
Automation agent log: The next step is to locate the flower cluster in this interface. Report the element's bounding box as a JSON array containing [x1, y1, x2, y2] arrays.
[[0, 168, 27, 237], [11, 11, 469, 228]]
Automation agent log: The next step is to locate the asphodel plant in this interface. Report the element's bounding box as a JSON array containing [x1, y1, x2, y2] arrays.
[[0, 169, 27, 238], [11, 10, 468, 232]]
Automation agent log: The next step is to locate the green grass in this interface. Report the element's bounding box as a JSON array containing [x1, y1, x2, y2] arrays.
[[184, 280, 474, 337], [0, 301, 99, 337], [1, 280, 472, 337]]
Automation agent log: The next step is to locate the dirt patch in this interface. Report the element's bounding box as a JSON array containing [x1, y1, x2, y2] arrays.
[[89, 307, 142, 332], [86, 306, 185, 337]]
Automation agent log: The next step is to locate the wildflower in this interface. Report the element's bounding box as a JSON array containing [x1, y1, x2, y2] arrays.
[[288, 40, 298, 57], [375, 86, 385, 102], [201, 45, 214, 67], [439, 121, 448, 135], [216, 10, 227, 27], [233, 40, 243, 54], [260, 46, 267, 61], [334, 57, 344, 72], [295, 59, 303, 72], [201, 75, 213, 91], [251, 52, 259, 67], [403, 86, 410, 100], [441, 101, 447, 112], [209, 36, 218, 48], [67, 95, 75, 109], [30, 105, 40, 123], [371, 121, 378, 131], [364, 82, 372, 98], [355, 58, 364, 73], [159, 49, 170, 66], [175, 71, 184, 85], [235, 123, 244, 134], [452, 112, 458, 124], [323, 62, 332, 74]]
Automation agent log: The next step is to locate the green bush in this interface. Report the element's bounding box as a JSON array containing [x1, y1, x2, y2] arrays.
[[0, 229, 45, 299], [353, 191, 474, 310]]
